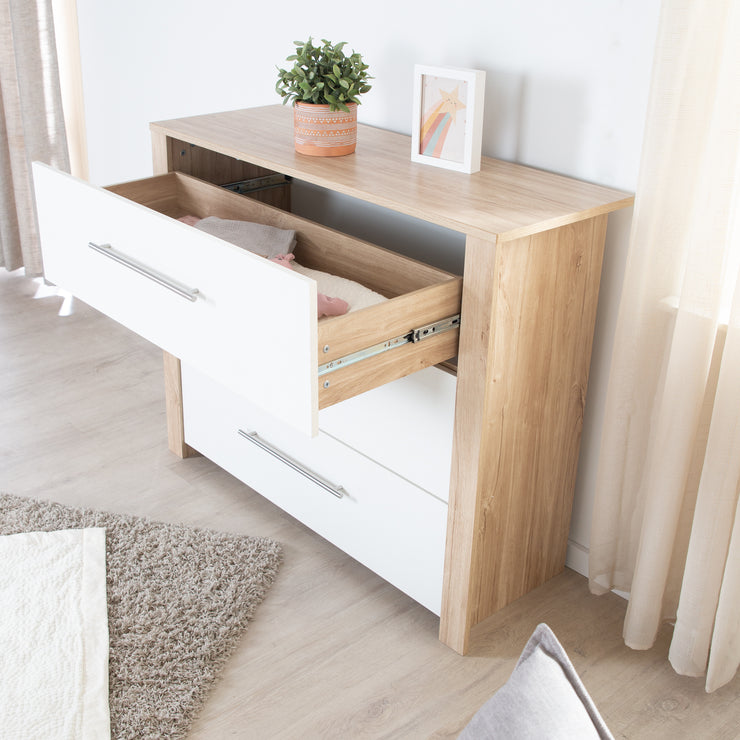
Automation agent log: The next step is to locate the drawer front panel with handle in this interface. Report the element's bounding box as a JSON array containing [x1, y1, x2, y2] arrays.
[[33, 162, 319, 434], [181, 362, 448, 614], [33, 162, 461, 438]]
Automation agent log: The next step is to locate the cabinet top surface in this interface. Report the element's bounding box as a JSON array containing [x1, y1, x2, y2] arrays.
[[151, 105, 632, 241]]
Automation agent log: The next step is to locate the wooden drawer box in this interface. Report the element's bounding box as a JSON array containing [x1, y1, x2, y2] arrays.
[[181, 362, 449, 614], [32, 163, 462, 436]]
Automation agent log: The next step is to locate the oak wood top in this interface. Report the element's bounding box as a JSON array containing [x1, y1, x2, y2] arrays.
[[151, 105, 632, 242]]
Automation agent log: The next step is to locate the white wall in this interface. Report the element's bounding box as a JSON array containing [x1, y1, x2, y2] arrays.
[[75, 0, 662, 575]]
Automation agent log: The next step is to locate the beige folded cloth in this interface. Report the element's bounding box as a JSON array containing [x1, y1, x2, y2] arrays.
[[194, 216, 297, 258]]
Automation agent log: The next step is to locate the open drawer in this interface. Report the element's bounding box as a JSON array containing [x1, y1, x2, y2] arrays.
[[32, 163, 462, 436]]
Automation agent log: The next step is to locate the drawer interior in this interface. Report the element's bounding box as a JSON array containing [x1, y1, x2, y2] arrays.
[[108, 172, 462, 408], [107, 172, 455, 298]]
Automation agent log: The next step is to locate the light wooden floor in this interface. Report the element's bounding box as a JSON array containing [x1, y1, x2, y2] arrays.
[[2, 267, 738, 739]]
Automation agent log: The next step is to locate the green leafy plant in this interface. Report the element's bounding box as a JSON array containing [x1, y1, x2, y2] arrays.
[[276, 38, 372, 112]]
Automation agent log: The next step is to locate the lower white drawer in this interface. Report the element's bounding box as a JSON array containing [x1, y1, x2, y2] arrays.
[[319, 366, 456, 502], [182, 364, 448, 614]]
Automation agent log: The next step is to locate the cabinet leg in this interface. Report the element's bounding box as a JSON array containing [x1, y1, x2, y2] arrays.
[[163, 351, 196, 459]]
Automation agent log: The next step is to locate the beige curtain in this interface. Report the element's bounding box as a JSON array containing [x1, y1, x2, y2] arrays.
[[589, 0, 740, 692], [0, 0, 70, 275]]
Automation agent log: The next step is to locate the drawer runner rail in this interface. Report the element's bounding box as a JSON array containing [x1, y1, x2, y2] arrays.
[[221, 174, 292, 195], [318, 314, 460, 377]]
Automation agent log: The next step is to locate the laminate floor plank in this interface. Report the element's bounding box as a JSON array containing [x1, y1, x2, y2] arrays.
[[1, 268, 737, 739]]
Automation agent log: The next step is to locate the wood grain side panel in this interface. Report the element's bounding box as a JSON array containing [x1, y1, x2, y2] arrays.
[[470, 216, 606, 624], [441, 216, 607, 653], [439, 235, 499, 655], [467, 218, 607, 624]]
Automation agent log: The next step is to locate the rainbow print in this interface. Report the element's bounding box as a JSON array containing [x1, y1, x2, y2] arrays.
[[419, 82, 467, 160]]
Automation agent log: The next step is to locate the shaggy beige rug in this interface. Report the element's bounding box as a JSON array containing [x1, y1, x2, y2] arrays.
[[0, 493, 282, 740]]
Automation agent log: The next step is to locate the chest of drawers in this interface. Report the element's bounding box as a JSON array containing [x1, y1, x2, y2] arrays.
[[35, 105, 632, 653]]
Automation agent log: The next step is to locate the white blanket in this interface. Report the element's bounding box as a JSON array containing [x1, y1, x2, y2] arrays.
[[0, 528, 111, 739], [291, 262, 388, 314]]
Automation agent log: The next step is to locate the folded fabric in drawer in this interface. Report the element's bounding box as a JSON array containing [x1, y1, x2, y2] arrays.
[[193, 215, 297, 257], [184, 215, 386, 317], [291, 261, 387, 314]]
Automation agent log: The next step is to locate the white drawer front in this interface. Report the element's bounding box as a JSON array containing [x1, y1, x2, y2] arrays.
[[32, 162, 319, 436], [319, 366, 456, 502], [182, 364, 447, 614]]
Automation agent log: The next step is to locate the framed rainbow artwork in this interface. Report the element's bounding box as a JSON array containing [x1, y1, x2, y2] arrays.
[[411, 65, 486, 173]]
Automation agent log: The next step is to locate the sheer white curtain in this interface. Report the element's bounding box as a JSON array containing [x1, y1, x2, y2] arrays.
[[0, 0, 70, 275], [589, 0, 740, 692]]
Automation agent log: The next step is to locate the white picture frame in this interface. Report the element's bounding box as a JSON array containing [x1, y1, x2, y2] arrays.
[[411, 65, 486, 174]]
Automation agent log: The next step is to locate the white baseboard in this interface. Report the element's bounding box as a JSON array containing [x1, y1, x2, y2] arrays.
[[565, 539, 589, 577], [565, 539, 629, 601]]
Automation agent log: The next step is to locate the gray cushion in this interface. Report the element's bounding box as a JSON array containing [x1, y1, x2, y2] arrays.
[[459, 623, 613, 739]]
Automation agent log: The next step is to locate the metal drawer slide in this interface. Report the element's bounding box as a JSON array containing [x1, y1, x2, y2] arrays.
[[318, 314, 460, 377]]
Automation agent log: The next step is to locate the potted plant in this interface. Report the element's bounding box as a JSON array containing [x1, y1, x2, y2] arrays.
[[276, 38, 372, 156]]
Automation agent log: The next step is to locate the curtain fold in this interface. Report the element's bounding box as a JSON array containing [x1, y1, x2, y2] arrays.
[[589, 0, 740, 692], [0, 0, 70, 275]]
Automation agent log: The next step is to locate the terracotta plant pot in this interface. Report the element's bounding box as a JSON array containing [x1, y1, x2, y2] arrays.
[[293, 101, 357, 156]]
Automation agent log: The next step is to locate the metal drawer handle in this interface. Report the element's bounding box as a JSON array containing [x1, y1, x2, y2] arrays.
[[238, 429, 345, 499], [88, 242, 199, 302]]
